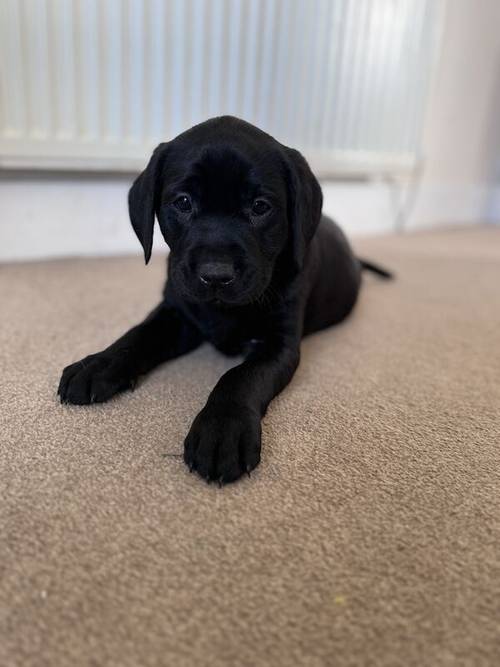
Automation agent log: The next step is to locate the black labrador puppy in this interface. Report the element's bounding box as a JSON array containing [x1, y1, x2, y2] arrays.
[[58, 116, 391, 485]]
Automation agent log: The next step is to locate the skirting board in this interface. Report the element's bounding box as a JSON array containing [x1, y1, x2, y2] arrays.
[[0, 176, 498, 262], [485, 186, 500, 223], [406, 183, 500, 230]]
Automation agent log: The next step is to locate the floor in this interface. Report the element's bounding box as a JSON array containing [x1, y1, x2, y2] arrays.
[[1, 227, 499, 666]]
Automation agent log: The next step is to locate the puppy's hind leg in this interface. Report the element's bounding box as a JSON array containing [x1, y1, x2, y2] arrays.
[[58, 302, 202, 405]]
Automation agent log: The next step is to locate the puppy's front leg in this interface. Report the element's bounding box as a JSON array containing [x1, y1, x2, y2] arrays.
[[58, 302, 202, 405], [184, 335, 300, 484]]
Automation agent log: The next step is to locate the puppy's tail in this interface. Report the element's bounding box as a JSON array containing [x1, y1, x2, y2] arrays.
[[359, 258, 394, 280]]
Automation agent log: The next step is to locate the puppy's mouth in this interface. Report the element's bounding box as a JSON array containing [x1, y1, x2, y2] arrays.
[[168, 256, 272, 307], [171, 268, 266, 306], [199, 284, 264, 307]]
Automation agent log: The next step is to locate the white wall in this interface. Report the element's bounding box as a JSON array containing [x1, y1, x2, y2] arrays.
[[407, 0, 500, 228]]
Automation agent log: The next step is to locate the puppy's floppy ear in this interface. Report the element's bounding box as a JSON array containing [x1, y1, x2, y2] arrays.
[[282, 147, 323, 270], [128, 143, 168, 264]]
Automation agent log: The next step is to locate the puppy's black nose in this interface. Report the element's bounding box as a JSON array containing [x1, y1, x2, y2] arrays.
[[198, 262, 235, 287]]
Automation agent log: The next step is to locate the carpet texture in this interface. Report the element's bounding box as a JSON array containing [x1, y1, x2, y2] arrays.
[[1, 227, 499, 667]]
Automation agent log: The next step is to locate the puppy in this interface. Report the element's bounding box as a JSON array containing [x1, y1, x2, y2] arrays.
[[58, 116, 391, 485]]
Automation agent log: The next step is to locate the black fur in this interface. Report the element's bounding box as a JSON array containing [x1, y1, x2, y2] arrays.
[[58, 116, 391, 485]]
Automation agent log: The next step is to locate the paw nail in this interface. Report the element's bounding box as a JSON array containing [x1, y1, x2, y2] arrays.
[[188, 461, 194, 473], [90, 394, 96, 403], [206, 475, 211, 484], [246, 466, 252, 478], [218, 476, 224, 488]]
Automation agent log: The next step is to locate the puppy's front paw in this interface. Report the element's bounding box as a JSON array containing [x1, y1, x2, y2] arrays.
[[184, 403, 261, 485], [58, 351, 136, 405]]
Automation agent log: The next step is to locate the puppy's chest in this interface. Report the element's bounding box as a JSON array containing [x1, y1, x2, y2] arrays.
[[201, 310, 264, 356]]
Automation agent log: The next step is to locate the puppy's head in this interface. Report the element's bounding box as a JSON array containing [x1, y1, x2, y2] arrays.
[[129, 116, 322, 306]]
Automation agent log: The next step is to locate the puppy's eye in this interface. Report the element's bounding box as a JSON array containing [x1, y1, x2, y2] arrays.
[[173, 195, 192, 212], [251, 199, 271, 216]]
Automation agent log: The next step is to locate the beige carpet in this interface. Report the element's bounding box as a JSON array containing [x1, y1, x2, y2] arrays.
[[1, 227, 500, 667]]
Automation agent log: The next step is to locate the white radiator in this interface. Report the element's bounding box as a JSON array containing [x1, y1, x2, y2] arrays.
[[0, 0, 443, 176]]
